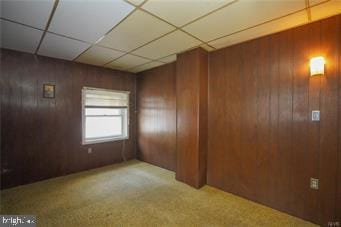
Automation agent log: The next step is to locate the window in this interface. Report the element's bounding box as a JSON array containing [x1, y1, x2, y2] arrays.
[[82, 87, 129, 144]]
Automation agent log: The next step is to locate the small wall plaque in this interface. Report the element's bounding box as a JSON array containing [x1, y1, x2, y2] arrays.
[[43, 84, 55, 98]]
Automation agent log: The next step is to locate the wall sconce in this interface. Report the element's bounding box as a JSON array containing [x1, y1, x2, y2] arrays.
[[310, 56, 325, 76]]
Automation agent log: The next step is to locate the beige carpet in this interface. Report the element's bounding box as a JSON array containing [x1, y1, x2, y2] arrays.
[[1, 160, 317, 227]]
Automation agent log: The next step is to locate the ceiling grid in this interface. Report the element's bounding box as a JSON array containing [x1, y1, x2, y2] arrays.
[[305, 0, 312, 21], [34, 0, 60, 54], [1, 0, 339, 73]]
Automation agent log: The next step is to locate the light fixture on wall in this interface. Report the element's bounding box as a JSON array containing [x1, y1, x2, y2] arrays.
[[310, 56, 325, 76]]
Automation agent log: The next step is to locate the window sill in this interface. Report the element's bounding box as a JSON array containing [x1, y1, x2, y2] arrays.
[[82, 136, 129, 145]]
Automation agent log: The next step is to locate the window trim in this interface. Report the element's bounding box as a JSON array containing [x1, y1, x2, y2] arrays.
[[81, 87, 130, 145]]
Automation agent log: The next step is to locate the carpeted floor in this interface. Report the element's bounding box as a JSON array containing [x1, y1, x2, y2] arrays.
[[1, 160, 317, 227]]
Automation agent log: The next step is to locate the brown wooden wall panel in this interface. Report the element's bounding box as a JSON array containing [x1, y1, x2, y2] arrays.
[[318, 17, 340, 225], [0, 49, 136, 189], [198, 48, 208, 187], [137, 63, 176, 171], [306, 21, 322, 223], [208, 15, 340, 226], [291, 24, 317, 221], [176, 48, 208, 188], [337, 15, 341, 224], [268, 32, 280, 208], [206, 49, 226, 190]]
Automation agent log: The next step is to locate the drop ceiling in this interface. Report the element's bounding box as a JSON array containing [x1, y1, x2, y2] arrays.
[[1, 0, 340, 73]]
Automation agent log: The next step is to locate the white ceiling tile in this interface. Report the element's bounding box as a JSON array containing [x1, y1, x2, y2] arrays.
[[183, 0, 306, 42], [98, 10, 175, 52], [310, 0, 341, 21], [0, 19, 43, 53], [130, 61, 164, 73], [76, 46, 125, 66], [142, 0, 234, 27], [200, 44, 215, 51], [208, 10, 308, 49], [107, 54, 150, 70], [38, 33, 91, 60], [132, 30, 201, 60], [159, 54, 177, 63], [208, 37, 230, 49], [48, 0, 134, 43], [126, 0, 145, 6], [1, 0, 54, 29]]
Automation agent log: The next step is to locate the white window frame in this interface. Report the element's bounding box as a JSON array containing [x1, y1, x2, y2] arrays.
[[81, 87, 130, 145]]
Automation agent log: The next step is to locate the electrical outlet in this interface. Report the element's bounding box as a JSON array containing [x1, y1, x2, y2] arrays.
[[88, 148, 92, 154], [310, 178, 319, 190], [312, 110, 320, 121]]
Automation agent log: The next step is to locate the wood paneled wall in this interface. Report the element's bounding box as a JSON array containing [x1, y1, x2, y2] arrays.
[[208, 15, 340, 226], [176, 48, 208, 188], [137, 63, 176, 171], [0, 49, 137, 189]]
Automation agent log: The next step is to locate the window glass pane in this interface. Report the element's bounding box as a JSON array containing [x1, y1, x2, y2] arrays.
[[85, 116, 122, 139], [85, 108, 122, 116]]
